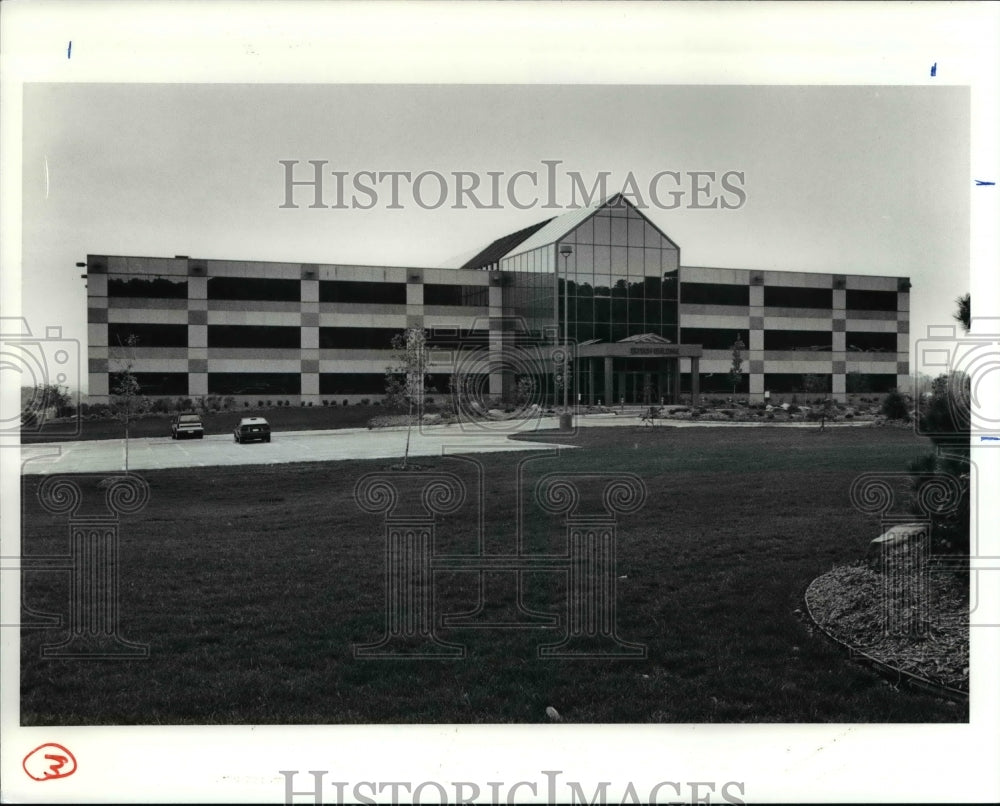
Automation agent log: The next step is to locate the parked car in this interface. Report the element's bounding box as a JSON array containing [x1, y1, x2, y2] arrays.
[[234, 416, 271, 444], [170, 413, 204, 439]]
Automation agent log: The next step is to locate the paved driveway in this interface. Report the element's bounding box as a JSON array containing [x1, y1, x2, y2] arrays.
[[20, 413, 873, 475], [20, 421, 574, 475]]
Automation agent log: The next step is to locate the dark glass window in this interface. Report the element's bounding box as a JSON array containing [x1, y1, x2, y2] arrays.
[[662, 272, 678, 300], [319, 327, 402, 350], [680, 373, 749, 394], [319, 280, 406, 305], [107, 276, 188, 298], [681, 328, 748, 350], [208, 373, 301, 395], [846, 289, 898, 312], [108, 372, 188, 395], [764, 373, 832, 393], [846, 373, 898, 393], [426, 328, 489, 347], [423, 284, 489, 307], [207, 277, 300, 302], [763, 330, 833, 351], [107, 323, 188, 348], [208, 325, 301, 349], [319, 373, 388, 394], [680, 282, 749, 306], [846, 331, 898, 353], [763, 286, 832, 309]]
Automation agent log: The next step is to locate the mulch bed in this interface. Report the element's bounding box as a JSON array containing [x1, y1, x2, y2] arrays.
[[805, 555, 969, 696]]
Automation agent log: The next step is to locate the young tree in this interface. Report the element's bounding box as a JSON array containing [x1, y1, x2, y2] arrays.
[[110, 334, 149, 472], [384, 327, 433, 470], [727, 335, 745, 397], [802, 374, 831, 429]]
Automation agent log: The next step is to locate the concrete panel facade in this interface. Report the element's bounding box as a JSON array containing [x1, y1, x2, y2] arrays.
[[84, 199, 909, 404]]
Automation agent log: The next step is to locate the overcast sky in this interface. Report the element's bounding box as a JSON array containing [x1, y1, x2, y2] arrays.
[[22, 83, 970, 391]]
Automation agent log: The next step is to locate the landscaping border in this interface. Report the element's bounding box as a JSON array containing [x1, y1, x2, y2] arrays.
[[803, 576, 969, 704]]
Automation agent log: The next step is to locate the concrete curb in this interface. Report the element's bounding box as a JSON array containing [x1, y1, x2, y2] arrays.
[[803, 574, 968, 704]]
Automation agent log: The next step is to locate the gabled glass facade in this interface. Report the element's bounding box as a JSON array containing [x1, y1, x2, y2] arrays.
[[500, 201, 680, 345]]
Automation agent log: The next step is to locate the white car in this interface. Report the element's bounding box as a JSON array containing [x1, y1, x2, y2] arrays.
[[170, 413, 204, 439]]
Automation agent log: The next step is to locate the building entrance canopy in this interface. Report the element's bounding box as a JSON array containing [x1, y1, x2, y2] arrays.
[[508, 334, 703, 407]]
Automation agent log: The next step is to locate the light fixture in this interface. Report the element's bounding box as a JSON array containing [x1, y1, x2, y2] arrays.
[[558, 244, 573, 428]]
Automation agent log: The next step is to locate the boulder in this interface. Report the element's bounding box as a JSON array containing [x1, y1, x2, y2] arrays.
[[866, 523, 929, 572]]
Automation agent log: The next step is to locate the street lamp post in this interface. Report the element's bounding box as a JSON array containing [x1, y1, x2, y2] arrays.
[[559, 243, 573, 430]]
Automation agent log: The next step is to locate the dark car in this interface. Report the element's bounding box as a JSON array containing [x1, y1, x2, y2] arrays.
[[234, 416, 271, 444], [171, 413, 204, 439]]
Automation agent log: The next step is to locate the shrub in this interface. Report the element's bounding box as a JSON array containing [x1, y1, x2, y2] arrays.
[[342, 399, 348, 406], [244, 401, 250, 408], [787, 404, 800, 414], [881, 388, 910, 421], [322, 400, 329, 406], [266, 400, 272, 407], [359, 398, 370, 406], [906, 373, 970, 555]]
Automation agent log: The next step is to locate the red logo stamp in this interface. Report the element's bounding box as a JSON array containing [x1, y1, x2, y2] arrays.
[[22, 743, 77, 781]]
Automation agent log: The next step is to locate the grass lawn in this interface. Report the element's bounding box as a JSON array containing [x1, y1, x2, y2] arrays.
[[20, 425, 966, 724]]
